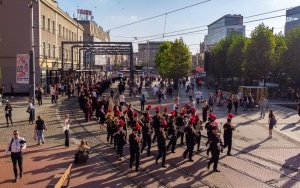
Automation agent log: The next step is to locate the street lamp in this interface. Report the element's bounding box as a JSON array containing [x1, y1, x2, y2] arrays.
[[29, 0, 37, 120]]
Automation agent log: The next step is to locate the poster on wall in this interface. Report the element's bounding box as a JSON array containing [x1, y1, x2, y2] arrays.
[[16, 54, 30, 84]]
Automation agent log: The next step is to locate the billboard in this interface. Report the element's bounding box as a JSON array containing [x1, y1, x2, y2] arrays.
[[16, 54, 30, 84]]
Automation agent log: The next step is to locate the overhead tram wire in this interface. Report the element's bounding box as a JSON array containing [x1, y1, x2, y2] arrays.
[[133, 13, 291, 43], [119, 6, 297, 42], [107, 0, 212, 31]]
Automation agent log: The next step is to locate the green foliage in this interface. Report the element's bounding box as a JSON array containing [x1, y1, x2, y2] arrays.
[[284, 26, 300, 83], [155, 39, 192, 79], [243, 23, 276, 80]]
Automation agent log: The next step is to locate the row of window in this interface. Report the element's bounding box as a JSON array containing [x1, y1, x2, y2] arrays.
[[41, 15, 81, 41], [41, 42, 79, 61]]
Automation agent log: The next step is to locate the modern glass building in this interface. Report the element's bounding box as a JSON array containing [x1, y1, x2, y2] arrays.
[[204, 14, 245, 51], [285, 6, 300, 35]]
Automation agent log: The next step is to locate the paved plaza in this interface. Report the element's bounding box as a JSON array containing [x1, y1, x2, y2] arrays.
[[0, 81, 300, 187]]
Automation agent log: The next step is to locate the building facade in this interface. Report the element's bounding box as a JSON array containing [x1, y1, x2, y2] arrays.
[[0, 0, 84, 93], [204, 14, 245, 51], [138, 41, 164, 67], [285, 6, 300, 35]]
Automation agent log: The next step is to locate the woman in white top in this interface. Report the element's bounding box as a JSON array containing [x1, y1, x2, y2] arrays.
[[28, 100, 35, 124], [119, 92, 125, 107], [63, 114, 71, 147]]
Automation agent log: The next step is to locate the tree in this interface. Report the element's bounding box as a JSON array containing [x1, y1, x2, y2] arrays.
[[272, 32, 287, 84], [243, 23, 276, 85], [284, 26, 300, 85], [155, 39, 192, 84]]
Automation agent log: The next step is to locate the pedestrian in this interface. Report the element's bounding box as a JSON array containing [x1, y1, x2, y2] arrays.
[[207, 126, 222, 172], [10, 84, 14, 98], [201, 100, 209, 122], [223, 113, 235, 156], [27, 100, 35, 124], [176, 112, 185, 145], [268, 109, 276, 138], [183, 120, 197, 162], [105, 113, 114, 143], [247, 93, 254, 111], [166, 116, 177, 153], [242, 93, 248, 111], [5, 100, 13, 127], [36, 87, 43, 106], [35, 115, 47, 145], [232, 94, 239, 114], [63, 114, 71, 147], [140, 91, 147, 111], [155, 125, 167, 168], [141, 120, 153, 156], [227, 95, 233, 114], [195, 89, 202, 105], [5, 130, 26, 183], [119, 92, 125, 107], [259, 95, 269, 118], [194, 116, 203, 151], [50, 86, 56, 103], [208, 93, 214, 112], [114, 123, 127, 161], [74, 140, 90, 164], [99, 105, 106, 130], [129, 128, 141, 172]]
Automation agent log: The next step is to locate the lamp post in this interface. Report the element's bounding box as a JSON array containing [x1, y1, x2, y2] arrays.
[[29, 0, 37, 120]]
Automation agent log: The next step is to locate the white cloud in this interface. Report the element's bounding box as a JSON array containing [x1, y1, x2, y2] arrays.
[[130, 16, 137, 21]]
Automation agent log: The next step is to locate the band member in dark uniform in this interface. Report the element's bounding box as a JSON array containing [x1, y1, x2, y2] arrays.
[[114, 123, 127, 160], [105, 114, 114, 143], [129, 128, 141, 172], [141, 120, 153, 156], [205, 114, 216, 156], [119, 111, 128, 139], [161, 106, 169, 122], [167, 116, 177, 153], [127, 103, 134, 125], [223, 113, 235, 156], [152, 108, 161, 143], [183, 121, 197, 162], [176, 112, 185, 145], [207, 126, 222, 172], [193, 115, 203, 151], [156, 125, 167, 168]]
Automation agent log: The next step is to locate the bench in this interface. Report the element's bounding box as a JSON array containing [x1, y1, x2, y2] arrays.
[[46, 164, 73, 188]]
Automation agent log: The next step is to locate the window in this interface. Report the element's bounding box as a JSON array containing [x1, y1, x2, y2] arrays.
[[42, 42, 46, 56], [42, 15, 45, 29], [66, 28, 68, 39], [58, 24, 61, 36], [59, 46, 61, 59], [52, 21, 55, 34], [48, 43, 51, 57], [53, 45, 55, 58], [47, 18, 50, 31], [62, 26, 65, 38], [69, 30, 71, 41]]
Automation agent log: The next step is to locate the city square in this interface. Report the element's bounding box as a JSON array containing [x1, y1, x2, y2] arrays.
[[1, 0, 300, 188]]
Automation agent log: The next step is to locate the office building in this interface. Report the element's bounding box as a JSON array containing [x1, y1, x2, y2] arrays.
[[138, 41, 163, 67], [0, 0, 84, 93], [285, 6, 300, 35], [204, 14, 245, 51]]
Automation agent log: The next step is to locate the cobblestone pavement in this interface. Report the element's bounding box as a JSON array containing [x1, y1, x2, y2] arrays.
[[0, 81, 300, 187]]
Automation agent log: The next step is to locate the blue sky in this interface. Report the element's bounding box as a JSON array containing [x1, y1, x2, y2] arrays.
[[57, 0, 300, 53]]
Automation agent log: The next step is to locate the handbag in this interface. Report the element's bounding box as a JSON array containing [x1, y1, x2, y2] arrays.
[[26, 107, 31, 113], [8, 138, 14, 151]]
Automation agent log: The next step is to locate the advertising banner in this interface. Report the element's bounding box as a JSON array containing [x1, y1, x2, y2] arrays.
[[16, 54, 30, 84]]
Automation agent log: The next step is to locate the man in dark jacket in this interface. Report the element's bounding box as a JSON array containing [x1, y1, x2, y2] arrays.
[[129, 128, 141, 172], [141, 120, 153, 156], [183, 121, 197, 162], [155, 125, 167, 168]]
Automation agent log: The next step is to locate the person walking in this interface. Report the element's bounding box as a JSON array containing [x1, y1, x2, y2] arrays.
[[63, 114, 71, 147], [201, 100, 209, 122], [36, 87, 43, 106], [27, 100, 35, 124], [227, 95, 233, 114], [5, 130, 27, 182], [114, 123, 127, 161], [155, 125, 167, 168], [183, 121, 197, 162], [129, 128, 141, 172], [232, 94, 239, 114], [140, 91, 147, 111], [35, 115, 47, 145], [141, 120, 153, 156], [167, 116, 177, 153], [259, 95, 269, 118], [223, 114, 235, 156], [50, 86, 56, 103], [268, 110, 276, 138], [5, 100, 13, 127], [207, 126, 222, 172]]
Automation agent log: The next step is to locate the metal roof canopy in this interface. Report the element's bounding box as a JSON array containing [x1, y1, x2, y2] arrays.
[[61, 41, 134, 87]]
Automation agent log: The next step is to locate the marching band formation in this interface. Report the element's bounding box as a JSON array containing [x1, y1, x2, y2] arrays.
[[77, 78, 235, 173]]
